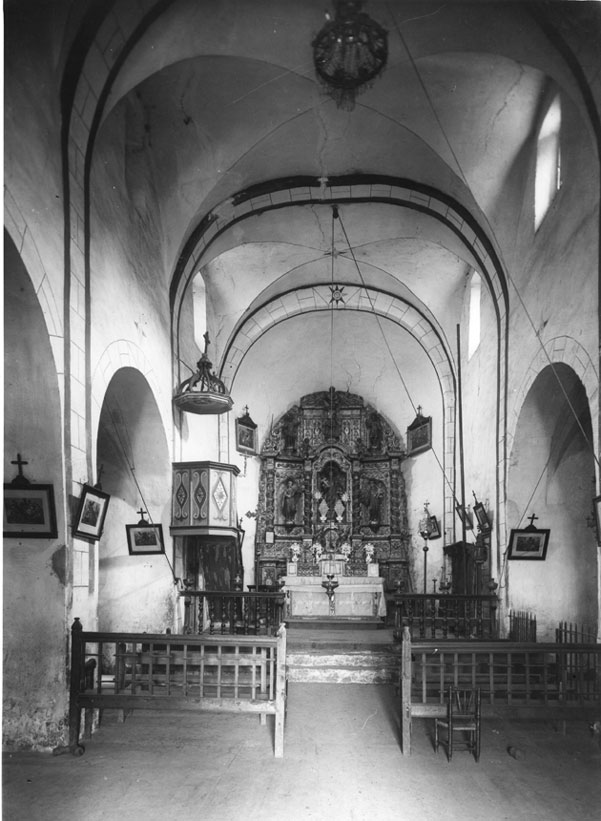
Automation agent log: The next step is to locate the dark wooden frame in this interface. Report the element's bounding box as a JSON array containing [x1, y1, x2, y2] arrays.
[[473, 501, 491, 534], [455, 503, 473, 530], [126, 523, 165, 555], [428, 515, 441, 539], [507, 527, 550, 560], [3, 483, 57, 538], [73, 484, 110, 541], [406, 416, 432, 456], [236, 418, 257, 455]]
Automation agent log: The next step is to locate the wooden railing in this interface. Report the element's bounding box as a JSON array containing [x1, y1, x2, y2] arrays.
[[390, 593, 499, 640], [62, 618, 287, 758], [181, 590, 286, 635], [399, 626, 601, 754]]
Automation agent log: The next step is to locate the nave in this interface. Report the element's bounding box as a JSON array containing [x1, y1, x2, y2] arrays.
[[4, 679, 600, 821]]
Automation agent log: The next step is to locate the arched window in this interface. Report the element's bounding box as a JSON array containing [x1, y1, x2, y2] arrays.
[[468, 270, 481, 359], [534, 94, 562, 230], [192, 272, 207, 351]]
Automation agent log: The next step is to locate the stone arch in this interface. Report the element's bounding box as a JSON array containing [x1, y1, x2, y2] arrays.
[[507, 337, 599, 485], [222, 282, 457, 526], [91, 340, 167, 472], [3, 205, 63, 377], [96, 366, 173, 632], [171, 179, 507, 569], [506, 362, 598, 639]]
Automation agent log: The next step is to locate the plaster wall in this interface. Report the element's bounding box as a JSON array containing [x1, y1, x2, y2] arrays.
[[509, 90, 598, 420], [3, 239, 68, 750]]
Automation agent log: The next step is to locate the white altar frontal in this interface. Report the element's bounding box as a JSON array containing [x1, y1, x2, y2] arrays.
[[284, 573, 387, 619]]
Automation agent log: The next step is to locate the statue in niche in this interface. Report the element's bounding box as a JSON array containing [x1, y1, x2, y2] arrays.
[[360, 477, 386, 529], [279, 477, 301, 526], [366, 410, 383, 452]]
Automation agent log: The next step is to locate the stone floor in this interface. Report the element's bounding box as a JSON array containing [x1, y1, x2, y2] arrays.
[[3, 683, 601, 821]]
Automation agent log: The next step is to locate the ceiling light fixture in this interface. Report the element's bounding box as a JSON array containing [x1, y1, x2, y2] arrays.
[[173, 333, 233, 415], [312, 0, 388, 111]]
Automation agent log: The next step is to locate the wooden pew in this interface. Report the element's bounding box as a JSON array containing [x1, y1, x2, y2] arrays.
[[399, 626, 601, 755], [64, 619, 287, 758]]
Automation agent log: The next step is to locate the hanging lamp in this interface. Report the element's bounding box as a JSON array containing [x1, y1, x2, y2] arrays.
[[312, 0, 388, 110], [173, 332, 233, 415]]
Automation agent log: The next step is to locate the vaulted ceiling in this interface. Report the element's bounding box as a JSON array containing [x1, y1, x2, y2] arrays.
[[88, 0, 596, 430]]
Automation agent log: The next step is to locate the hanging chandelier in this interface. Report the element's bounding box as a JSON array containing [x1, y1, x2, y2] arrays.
[[172, 333, 233, 415], [312, 0, 388, 110]]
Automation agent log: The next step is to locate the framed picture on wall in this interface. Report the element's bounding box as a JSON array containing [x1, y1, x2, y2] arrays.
[[126, 523, 165, 555], [507, 526, 550, 560], [73, 484, 110, 541], [455, 503, 473, 530], [473, 501, 491, 534], [236, 419, 257, 455], [3, 483, 58, 538], [428, 515, 441, 539], [406, 412, 431, 456]]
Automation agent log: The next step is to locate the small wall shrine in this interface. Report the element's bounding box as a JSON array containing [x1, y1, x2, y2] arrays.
[[254, 388, 411, 591]]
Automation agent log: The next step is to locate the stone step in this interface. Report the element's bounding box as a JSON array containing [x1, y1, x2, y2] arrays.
[[287, 665, 396, 684], [286, 646, 401, 684], [288, 651, 400, 668]]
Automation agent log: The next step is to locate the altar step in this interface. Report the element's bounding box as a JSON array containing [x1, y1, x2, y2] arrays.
[[286, 617, 385, 631], [287, 648, 401, 684]]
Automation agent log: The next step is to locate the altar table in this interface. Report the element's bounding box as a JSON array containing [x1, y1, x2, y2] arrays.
[[283, 575, 386, 618]]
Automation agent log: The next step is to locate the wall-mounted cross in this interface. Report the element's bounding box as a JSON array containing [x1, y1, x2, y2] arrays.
[[527, 513, 538, 527], [10, 453, 30, 486], [137, 507, 147, 521], [11, 453, 28, 477]]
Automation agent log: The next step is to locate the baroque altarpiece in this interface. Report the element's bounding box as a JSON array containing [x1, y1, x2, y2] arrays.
[[254, 388, 412, 591]]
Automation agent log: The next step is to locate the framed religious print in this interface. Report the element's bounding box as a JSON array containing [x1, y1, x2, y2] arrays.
[[427, 515, 441, 539], [406, 410, 432, 456], [126, 523, 165, 555], [3, 483, 57, 538], [455, 503, 473, 530], [473, 500, 491, 534], [507, 526, 550, 560], [235, 407, 258, 456], [73, 484, 110, 541]]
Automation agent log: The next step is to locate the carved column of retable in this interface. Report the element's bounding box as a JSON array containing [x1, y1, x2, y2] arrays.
[[390, 457, 402, 534], [303, 459, 312, 536], [351, 459, 362, 536]]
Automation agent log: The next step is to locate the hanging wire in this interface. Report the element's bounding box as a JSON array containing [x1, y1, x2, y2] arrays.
[[109, 401, 178, 583], [335, 209, 465, 520]]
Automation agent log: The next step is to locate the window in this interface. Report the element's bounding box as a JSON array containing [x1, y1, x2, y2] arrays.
[[534, 94, 561, 230], [468, 271, 481, 359], [192, 272, 207, 351]]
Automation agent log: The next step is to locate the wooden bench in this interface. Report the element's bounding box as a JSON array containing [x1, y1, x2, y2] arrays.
[[399, 627, 601, 755], [64, 619, 287, 758]]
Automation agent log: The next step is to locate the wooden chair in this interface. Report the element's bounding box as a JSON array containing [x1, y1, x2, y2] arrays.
[[435, 686, 481, 762]]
